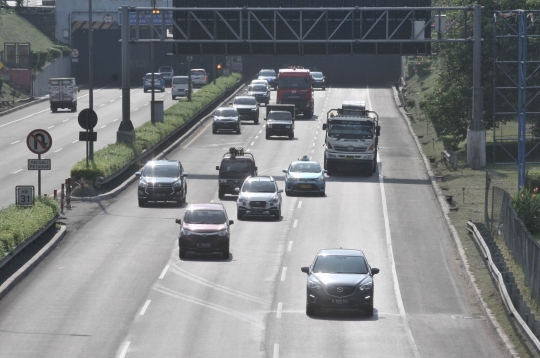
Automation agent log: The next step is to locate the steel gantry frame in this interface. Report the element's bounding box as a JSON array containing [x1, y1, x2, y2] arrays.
[[118, 5, 485, 171], [493, 10, 540, 189]]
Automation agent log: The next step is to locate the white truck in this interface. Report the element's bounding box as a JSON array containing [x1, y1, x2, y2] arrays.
[[322, 101, 380, 176], [49, 78, 79, 113]]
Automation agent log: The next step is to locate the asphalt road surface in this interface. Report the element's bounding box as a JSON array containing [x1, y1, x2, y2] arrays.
[[0, 85, 507, 357], [0, 85, 197, 206]]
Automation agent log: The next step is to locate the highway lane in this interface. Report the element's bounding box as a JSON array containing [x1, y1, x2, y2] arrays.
[[0, 84, 196, 206], [0, 86, 507, 357]]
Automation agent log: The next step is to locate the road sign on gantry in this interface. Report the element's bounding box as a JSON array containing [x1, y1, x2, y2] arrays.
[[27, 129, 53, 154]]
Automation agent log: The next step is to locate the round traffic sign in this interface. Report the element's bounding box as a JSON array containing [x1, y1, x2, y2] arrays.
[[78, 108, 98, 130], [103, 14, 113, 23], [27, 129, 53, 154], [72, 48, 79, 58]]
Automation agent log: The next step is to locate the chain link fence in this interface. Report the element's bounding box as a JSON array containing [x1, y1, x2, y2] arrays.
[[489, 186, 540, 303]]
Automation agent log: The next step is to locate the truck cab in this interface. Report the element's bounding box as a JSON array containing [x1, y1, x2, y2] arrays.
[[322, 101, 380, 176], [276, 67, 314, 118], [265, 104, 295, 140], [216, 147, 258, 199]]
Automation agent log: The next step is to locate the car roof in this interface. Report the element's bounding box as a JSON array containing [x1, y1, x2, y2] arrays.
[[246, 176, 274, 182], [145, 160, 180, 166], [317, 249, 365, 257], [173, 75, 188, 78], [145, 72, 162, 75], [191, 68, 206, 72], [235, 96, 256, 100], [290, 159, 320, 166], [187, 202, 225, 211]]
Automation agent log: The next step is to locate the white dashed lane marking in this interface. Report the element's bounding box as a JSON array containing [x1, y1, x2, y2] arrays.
[[139, 300, 151, 315], [293, 219, 298, 228], [281, 267, 287, 281], [298, 201, 302, 209], [288, 241, 293, 251], [159, 265, 170, 279], [11, 140, 20, 145], [277, 303, 283, 318]]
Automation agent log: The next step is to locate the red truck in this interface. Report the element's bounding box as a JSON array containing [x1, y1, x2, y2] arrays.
[[276, 67, 314, 118]]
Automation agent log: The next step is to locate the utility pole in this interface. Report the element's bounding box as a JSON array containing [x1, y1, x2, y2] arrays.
[[118, 6, 136, 143], [88, 0, 94, 159], [466, 4, 486, 169], [187, 55, 192, 101]]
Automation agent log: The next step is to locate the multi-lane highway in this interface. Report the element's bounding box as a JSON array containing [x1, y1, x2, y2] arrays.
[[0, 83, 507, 357], [0, 85, 196, 206]]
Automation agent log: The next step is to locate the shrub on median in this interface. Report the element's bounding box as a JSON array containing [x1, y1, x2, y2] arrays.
[[70, 73, 242, 183], [0, 196, 60, 260]]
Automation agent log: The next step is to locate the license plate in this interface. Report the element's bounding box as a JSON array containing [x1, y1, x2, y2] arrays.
[[286, 126, 291, 128], [156, 193, 166, 197], [252, 208, 261, 212], [197, 243, 211, 247], [345, 157, 354, 161], [300, 185, 311, 189], [331, 299, 348, 304]]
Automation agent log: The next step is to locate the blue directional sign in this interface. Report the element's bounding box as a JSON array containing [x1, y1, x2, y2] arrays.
[[118, 11, 173, 26]]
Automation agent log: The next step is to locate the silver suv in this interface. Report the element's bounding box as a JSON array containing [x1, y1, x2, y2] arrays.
[[236, 176, 282, 220], [190, 69, 208, 86]]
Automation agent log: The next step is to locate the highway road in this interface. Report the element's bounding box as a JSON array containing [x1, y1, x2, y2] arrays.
[[0, 84, 197, 206], [0, 84, 507, 357]]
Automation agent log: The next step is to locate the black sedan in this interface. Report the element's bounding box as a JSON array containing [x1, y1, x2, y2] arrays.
[[301, 248, 379, 316], [311, 71, 326, 90]]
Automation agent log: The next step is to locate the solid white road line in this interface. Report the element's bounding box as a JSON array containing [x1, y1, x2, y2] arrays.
[[287, 241, 293, 251], [298, 201, 302, 209], [277, 303, 283, 318], [159, 264, 170, 279], [281, 267, 287, 281], [293, 219, 298, 228], [139, 300, 151, 315], [370, 87, 420, 358], [274, 344, 279, 358], [119, 341, 131, 358], [0, 108, 50, 128]]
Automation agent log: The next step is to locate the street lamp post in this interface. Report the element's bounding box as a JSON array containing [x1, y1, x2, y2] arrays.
[[187, 56, 192, 101]]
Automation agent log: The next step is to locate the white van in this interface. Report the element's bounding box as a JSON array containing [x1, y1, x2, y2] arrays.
[[171, 76, 190, 99]]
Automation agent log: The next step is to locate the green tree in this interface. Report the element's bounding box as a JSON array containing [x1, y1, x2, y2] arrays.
[[422, 0, 540, 149]]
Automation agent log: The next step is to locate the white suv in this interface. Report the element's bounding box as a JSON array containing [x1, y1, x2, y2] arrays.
[[171, 76, 190, 99], [235, 176, 283, 220], [190, 69, 209, 86]]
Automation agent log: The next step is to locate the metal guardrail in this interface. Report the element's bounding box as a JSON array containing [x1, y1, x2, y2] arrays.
[[467, 220, 540, 355], [93, 78, 244, 189], [0, 214, 59, 270]]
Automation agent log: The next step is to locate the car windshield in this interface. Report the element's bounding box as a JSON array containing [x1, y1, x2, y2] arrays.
[[242, 181, 276, 193], [215, 108, 238, 117], [328, 120, 374, 140], [277, 76, 311, 90], [145, 74, 161, 80], [234, 97, 257, 105], [220, 159, 252, 174], [311, 72, 323, 79], [160, 67, 173, 72], [268, 112, 292, 121], [184, 209, 226, 224], [191, 70, 205, 75], [143, 164, 179, 178], [289, 162, 321, 173], [313, 255, 368, 274], [260, 70, 276, 77], [249, 85, 267, 92], [173, 77, 189, 84]]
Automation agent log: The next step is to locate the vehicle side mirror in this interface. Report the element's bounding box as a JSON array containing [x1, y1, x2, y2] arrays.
[[278, 189, 283, 193], [135, 172, 141, 177], [264, 117, 267, 120], [301, 267, 309, 274], [175, 219, 182, 224], [216, 166, 220, 170], [323, 170, 328, 174], [254, 166, 258, 171], [182, 173, 188, 178], [229, 220, 234, 225], [234, 188, 240, 193], [371, 268, 380, 275], [228, 102, 232, 105], [322, 123, 327, 130], [376, 126, 381, 136], [282, 170, 288, 173], [77, 87, 80, 93]]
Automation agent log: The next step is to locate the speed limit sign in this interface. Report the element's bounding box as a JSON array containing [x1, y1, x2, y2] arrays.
[[16, 185, 34, 206]]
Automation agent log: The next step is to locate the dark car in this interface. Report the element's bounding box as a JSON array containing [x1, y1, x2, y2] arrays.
[[301, 249, 379, 316], [212, 107, 241, 134], [246, 84, 270, 105], [216, 147, 258, 199], [136, 160, 188, 207], [311, 71, 326, 90], [257, 69, 277, 89], [231, 96, 260, 124], [265, 104, 295, 140], [176, 202, 233, 259]]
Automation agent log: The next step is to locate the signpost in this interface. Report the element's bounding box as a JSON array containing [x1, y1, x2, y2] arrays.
[[26, 129, 52, 196], [16, 186, 34, 206], [78, 108, 98, 167], [72, 48, 79, 63]]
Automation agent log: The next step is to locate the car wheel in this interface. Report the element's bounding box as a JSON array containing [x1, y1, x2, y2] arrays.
[[179, 249, 186, 259], [322, 87, 326, 90], [289, 132, 294, 139], [254, 117, 259, 125], [138, 199, 146, 207], [218, 190, 224, 199], [320, 190, 325, 197], [266, 132, 270, 140], [161, 88, 165, 92], [237, 125, 242, 134], [212, 127, 217, 134], [172, 96, 176, 100], [237, 211, 244, 220], [144, 89, 148, 93], [51, 106, 57, 113], [71, 106, 76, 112], [274, 207, 281, 220], [364, 306, 374, 317], [285, 190, 291, 196], [306, 304, 316, 316], [223, 247, 229, 259]]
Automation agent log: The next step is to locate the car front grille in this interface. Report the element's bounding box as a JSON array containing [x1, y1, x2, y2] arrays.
[[333, 145, 367, 153], [324, 285, 357, 297], [250, 201, 267, 208]]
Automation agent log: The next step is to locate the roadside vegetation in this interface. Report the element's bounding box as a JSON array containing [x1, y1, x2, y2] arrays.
[[403, 0, 540, 354], [70, 73, 242, 184]]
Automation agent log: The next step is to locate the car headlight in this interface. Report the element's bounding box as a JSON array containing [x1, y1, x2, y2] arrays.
[[173, 180, 182, 188], [316, 175, 324, 182], [237, 195, 248, 205], [358, 279, 373, 291], [269, 195, 279, 203], [139, 180, 148, 188], [216, 229, 228, 237], [267, 124, 272, 128], [307, 276, 322, 290], [251, 108, 257, 111], [287, 176, 299, 181], [219, 179, 227, 183], [180, 228, 194, 236]]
